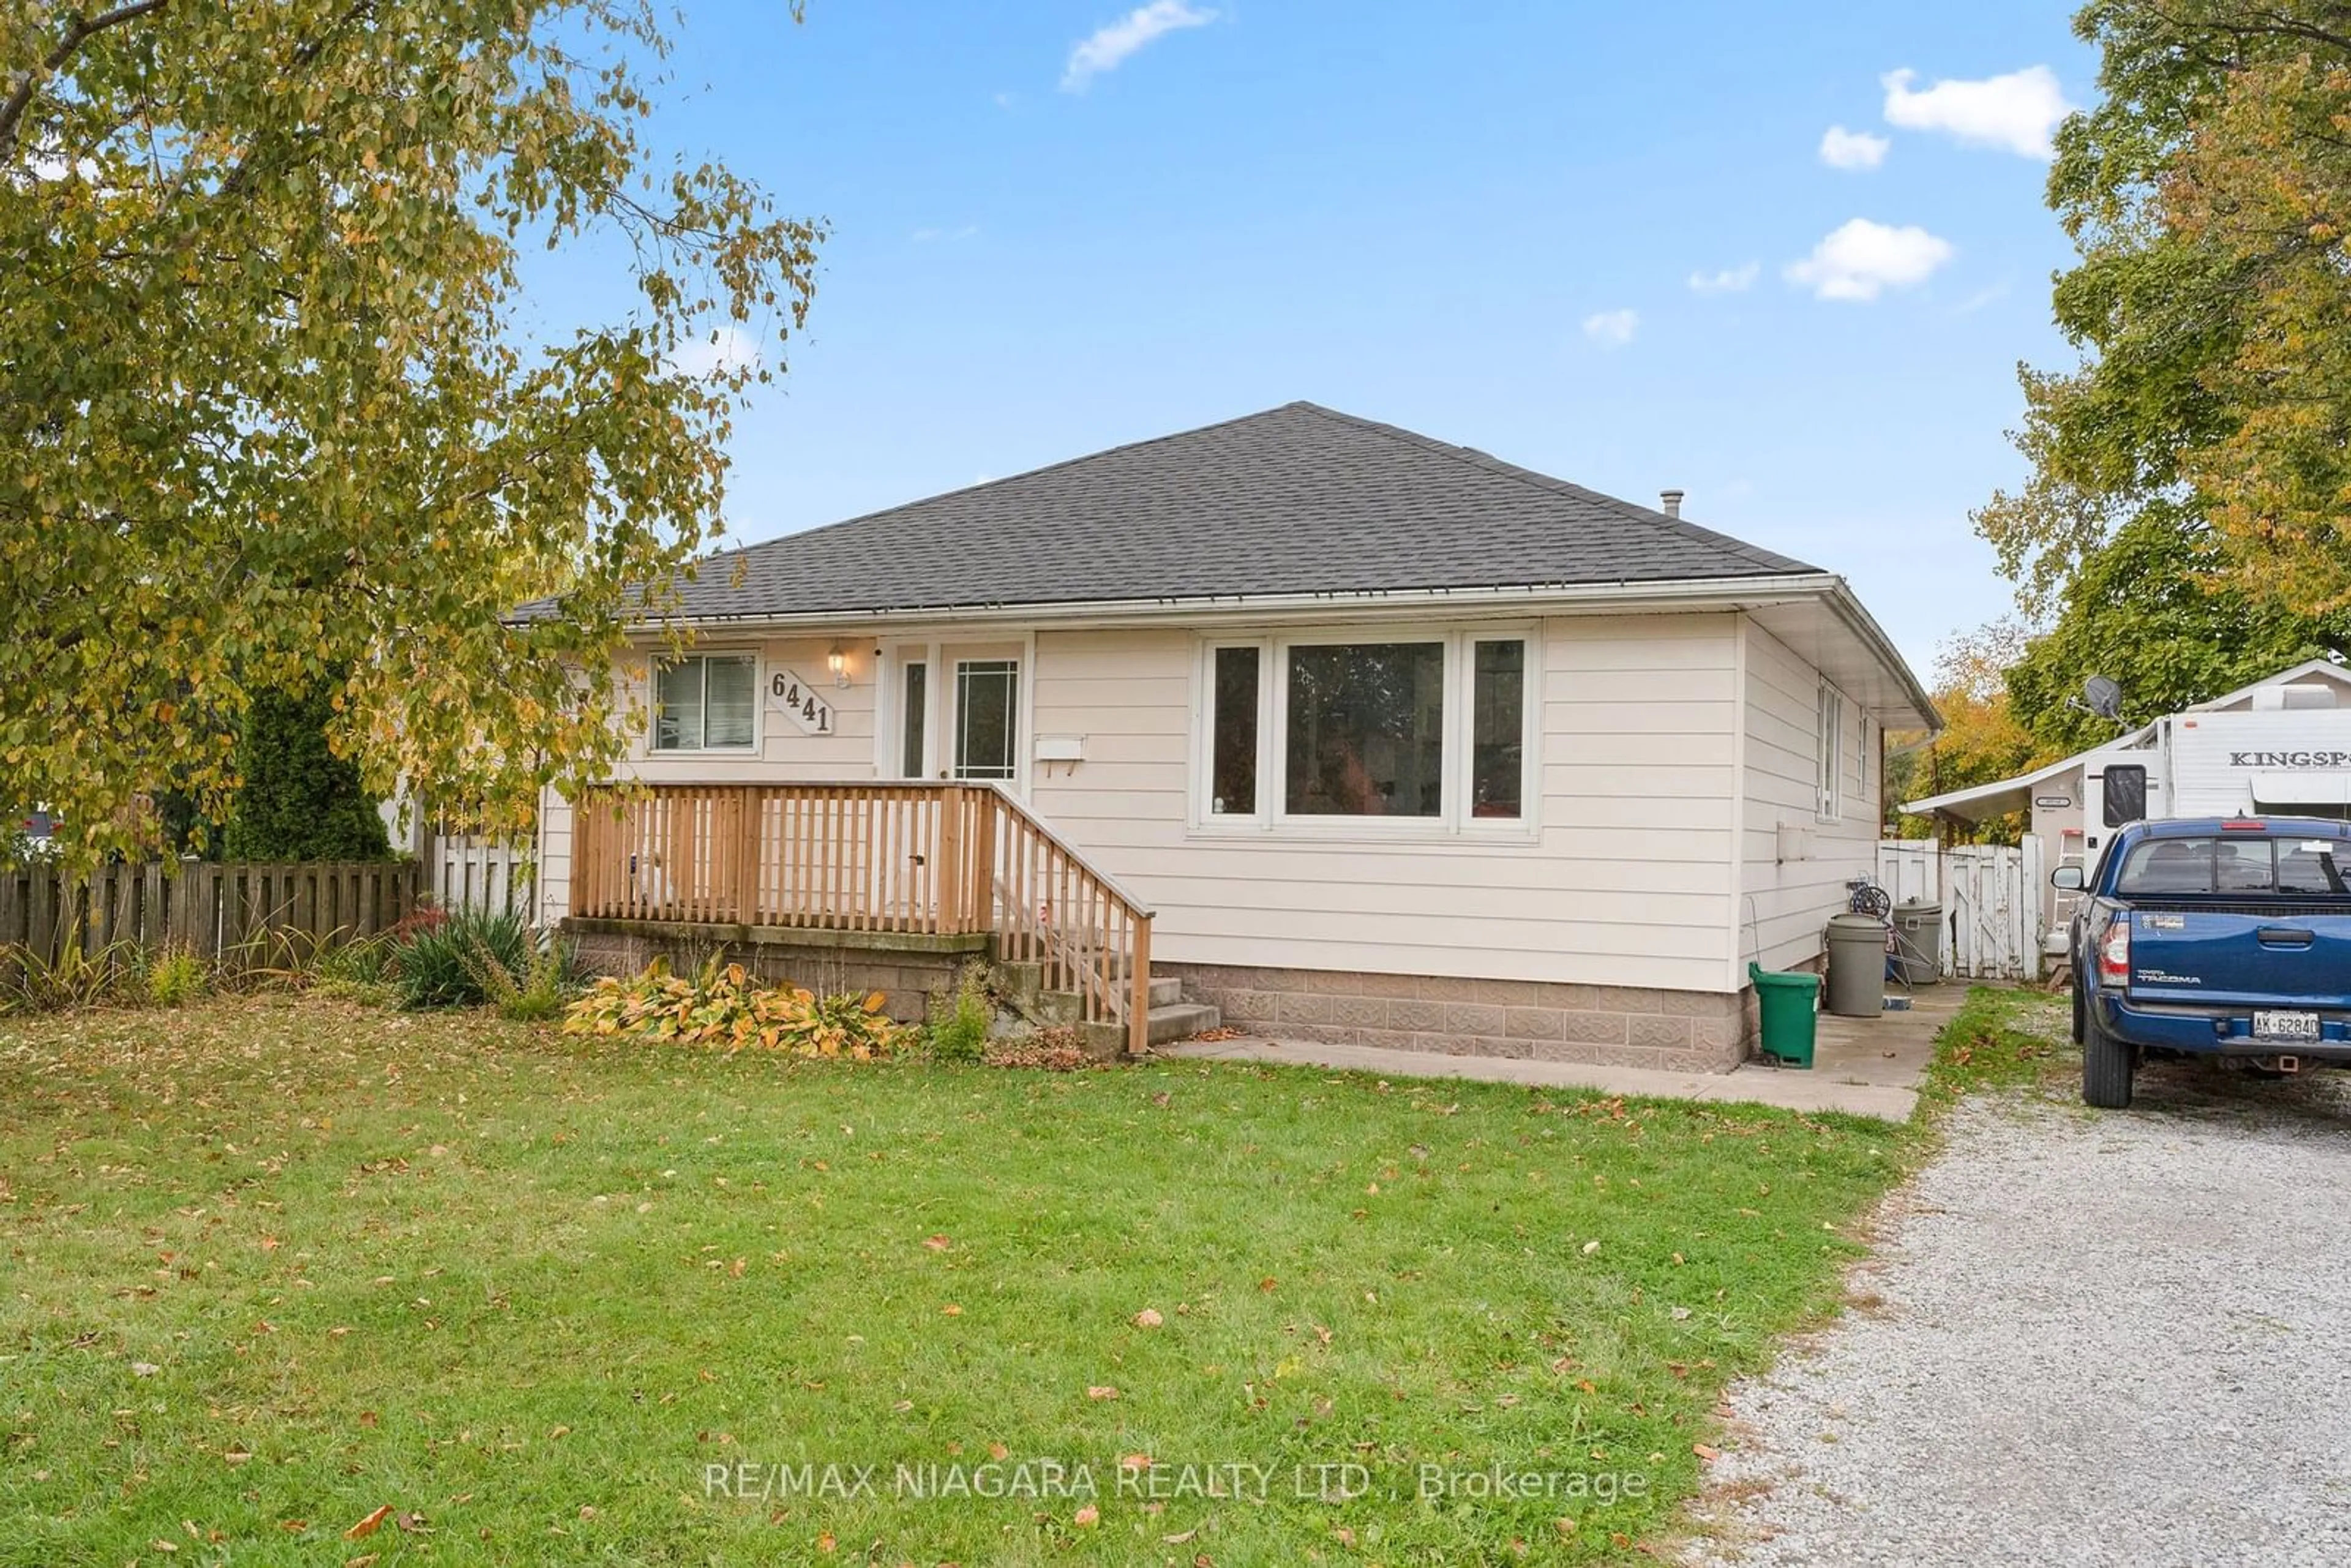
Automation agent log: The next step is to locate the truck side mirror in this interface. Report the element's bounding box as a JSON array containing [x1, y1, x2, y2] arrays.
[[2050, 865, 2085, 891]]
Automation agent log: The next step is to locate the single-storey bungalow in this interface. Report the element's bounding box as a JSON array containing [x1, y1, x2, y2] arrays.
[[538, 402, 1936, 1066]]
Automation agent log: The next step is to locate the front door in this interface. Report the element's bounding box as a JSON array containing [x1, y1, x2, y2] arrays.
[[947, 651, 1021, 783]]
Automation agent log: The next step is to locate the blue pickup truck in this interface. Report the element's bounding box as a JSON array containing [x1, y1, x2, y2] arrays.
[[2057, 817, 2351, 1107]]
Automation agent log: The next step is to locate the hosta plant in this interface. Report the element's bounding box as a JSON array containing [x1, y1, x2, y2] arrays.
[[564, 957, 907, 1060]]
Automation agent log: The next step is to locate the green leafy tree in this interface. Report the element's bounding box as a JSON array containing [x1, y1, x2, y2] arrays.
[[1887, 623, 2041, 844], [2, 1, 822, 871], [222, 675, 391, 861], [2003, 508, 2349, 756], [1979, 1, 2351, 625]]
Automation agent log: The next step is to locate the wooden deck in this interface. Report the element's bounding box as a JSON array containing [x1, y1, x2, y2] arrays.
[[569, 782, 1157, 1054]]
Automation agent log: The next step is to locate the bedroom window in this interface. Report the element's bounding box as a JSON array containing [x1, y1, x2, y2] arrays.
[[1201, 629, 1532, 831], [653, 654, 756, 752]]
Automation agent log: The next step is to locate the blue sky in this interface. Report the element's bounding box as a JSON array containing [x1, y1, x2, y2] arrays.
[[529, 2, 2100, 678]]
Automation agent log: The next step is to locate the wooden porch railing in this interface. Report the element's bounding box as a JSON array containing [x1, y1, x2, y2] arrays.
[[569, 783, 1157, 1054]]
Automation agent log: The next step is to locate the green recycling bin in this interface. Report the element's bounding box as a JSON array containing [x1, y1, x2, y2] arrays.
[[1747, 961, 1819, 1068]]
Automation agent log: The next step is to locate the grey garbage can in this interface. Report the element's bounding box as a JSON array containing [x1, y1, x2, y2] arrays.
[[1824, 913, 1888, 1017], [1892, 899, 1943, 985]]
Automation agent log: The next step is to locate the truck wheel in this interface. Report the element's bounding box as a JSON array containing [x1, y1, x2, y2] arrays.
[[2082, 1003, 2134, 1109]]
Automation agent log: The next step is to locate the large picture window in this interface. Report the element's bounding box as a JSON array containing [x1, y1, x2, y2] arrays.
[[1201, 629, 1532, 831], [653, 654, 756, 751], [1285, 642, 1445, 817]]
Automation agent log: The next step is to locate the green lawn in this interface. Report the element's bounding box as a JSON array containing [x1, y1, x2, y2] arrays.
[[2, 996, 1913, 1565]]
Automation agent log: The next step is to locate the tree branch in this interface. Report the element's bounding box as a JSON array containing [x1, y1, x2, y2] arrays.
[[0, 0, 175, 156]]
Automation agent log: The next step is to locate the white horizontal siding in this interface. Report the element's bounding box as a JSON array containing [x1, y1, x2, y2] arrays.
[[1029, 616, 1741, 993], [539, 615, 1752, 994], [1738, 618, 1879, 974]]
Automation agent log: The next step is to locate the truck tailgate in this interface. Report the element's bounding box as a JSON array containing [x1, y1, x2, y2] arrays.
[[2128, 908, 2351, 1009]]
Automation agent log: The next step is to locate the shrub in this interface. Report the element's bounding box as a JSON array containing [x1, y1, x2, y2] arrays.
[[564, 956, 907, 1059], [475, 930, 578, 1024], [220, 672, 392, 861], [925, 962, 995, 1063], [0, 940, 135, 1013], [145, 946, 209, 1008], [389, 907, 531, 1010]]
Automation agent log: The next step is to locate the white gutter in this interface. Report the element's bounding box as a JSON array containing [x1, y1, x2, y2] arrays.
[[631, 571, 1840, 632], [612, 569, 1938, 730]]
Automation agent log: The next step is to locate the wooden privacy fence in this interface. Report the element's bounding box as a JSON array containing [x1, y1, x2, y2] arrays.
[[571, 783, 1156, 1052], [1875, 838, 2047, 981], [425, 831, 531, 917], [0, 860, 428, 967]]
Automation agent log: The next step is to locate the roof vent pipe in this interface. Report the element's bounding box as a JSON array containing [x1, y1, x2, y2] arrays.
[[1660, 488, 1685, 519]]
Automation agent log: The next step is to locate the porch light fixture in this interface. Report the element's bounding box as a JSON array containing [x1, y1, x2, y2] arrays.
[[827, 642, 850, 688]]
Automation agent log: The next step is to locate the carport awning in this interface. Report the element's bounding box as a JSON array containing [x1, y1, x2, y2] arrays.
[[1902, 756, 2075, 824]]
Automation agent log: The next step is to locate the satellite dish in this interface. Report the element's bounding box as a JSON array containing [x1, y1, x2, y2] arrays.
[[2084, 675, 2124, 721]]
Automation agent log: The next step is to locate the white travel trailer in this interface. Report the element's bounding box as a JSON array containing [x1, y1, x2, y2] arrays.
[[1902, 659, 2351, 954]]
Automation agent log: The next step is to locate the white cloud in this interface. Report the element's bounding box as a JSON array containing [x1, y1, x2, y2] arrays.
[[1580, 308, 1639, 347], [1881, 66, 2072, 159], [1783, 218, 1954, 301], [1687, 262, 1760, 294], [1818, 124, 1889, 171], [1061, 1, 1217, 92], [669, 325, 763, 379]]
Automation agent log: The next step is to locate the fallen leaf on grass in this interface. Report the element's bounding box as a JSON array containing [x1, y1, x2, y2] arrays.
[[1133, 1308, 1163, 1329], [1693, 1443, 1720, 1461], [988, 1441, 1010, 1460], [1073, 1504, 1099, 1528], [921, 1235, 951, 1251], [1163, 1527, 1197, 1544], [1086, 1386, 1120, 1401], [1120, 1452, 1151, 1471], [942, 1304, 963, 1317], [1580, 1240, 1600, 1256], [344, 1504, 393, 1540]]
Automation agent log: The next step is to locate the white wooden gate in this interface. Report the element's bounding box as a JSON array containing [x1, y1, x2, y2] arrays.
[[1874, 839, 2045, 981], [425, 832, 532, 917]]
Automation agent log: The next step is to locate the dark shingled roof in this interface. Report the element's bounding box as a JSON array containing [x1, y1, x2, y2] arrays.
[[598, 402, 1820, 622]]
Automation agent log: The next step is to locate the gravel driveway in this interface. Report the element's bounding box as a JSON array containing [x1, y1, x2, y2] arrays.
[[1687, 1055, 2351, 1567]]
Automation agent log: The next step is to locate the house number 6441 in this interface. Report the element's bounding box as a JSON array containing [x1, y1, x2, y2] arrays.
[[770, 670, 835, 735]]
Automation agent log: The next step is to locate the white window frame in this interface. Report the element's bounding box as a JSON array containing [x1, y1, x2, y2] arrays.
[[1815, 680, 1845, 822], [650, 650, 761, 754], [1190, 624, 1540, 839]]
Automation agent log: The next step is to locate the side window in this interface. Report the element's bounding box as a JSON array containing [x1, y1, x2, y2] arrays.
[[1815, 683, 1844, 820], [2102, 765, 2148, 828]]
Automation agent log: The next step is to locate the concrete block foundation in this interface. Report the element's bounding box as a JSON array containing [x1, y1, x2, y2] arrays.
[[1158, 962, 1753, 1074]]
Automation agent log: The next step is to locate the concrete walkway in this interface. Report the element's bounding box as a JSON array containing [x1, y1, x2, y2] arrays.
[[1157, 981, 1969, 1121]]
